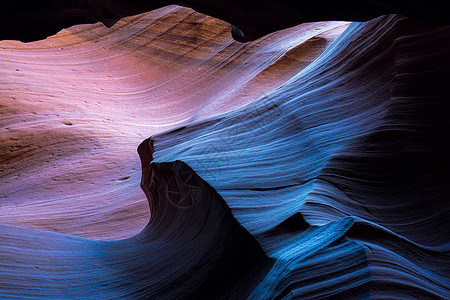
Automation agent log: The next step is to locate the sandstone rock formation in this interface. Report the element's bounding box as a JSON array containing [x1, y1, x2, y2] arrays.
[[0, 0, 448, 42], [1, 2, 449, 299], [1, 7, 347, 239]]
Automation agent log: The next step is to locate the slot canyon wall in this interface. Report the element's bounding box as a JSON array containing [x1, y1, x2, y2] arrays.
[[1, 1, 449, 299]]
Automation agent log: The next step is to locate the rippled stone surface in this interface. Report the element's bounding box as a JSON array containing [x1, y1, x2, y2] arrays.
[[0, 6, 347, 239], [151, 15, 450, 298], [1, 3, 449, 299]]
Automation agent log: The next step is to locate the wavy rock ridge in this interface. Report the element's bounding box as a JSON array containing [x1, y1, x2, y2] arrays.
[[0, 141, 270, 298], [1, 2, 449, 300], [0, 6, 347, 239], [152, 15, 450, 298], [1, 0, 449, 42]]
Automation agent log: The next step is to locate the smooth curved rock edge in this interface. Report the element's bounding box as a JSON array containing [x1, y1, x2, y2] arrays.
[[0, 0, 449, 42], [0, 138, 271, 298], [0, 3, 449, 300], [152, 15, 450, 298], [0, 7, 349, 239]]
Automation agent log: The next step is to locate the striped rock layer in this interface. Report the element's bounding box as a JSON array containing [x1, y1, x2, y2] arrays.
[[1, 4, 449, 300]]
